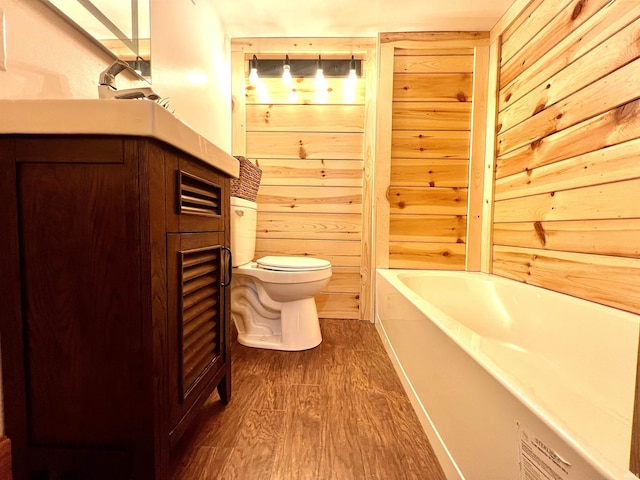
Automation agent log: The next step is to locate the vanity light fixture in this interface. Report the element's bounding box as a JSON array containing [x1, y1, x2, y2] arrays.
[[314, 55, 326, 90], [282, 54, 292, 87], [348, 55, 357, 82], [249, 54, 259, 85]]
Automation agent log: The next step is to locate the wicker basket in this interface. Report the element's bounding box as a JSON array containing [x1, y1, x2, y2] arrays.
[[231, 156, 262, 202]]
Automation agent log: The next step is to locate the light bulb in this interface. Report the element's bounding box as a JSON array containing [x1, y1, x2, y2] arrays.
[[249, 55, 259, 85], [282, 64, 292, 87], [249, 67, 259, 85]]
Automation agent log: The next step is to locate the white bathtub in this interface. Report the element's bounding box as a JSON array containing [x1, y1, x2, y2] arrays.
[[375, 269, 640, 480]]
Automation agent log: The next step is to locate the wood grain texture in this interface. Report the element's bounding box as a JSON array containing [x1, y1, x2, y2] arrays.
[[391, 159, 470, 187], [388, 187, 468, 215], [314, 295, 360, 319], [256, 212, 361, 240], [393, 73, 473, 102], [494, 178, 640, 223], [246, 104, 364, 132], [322, 268, 361, 294], [499, 1, 640, 110], [493, 245, 640, 314], [393, 55, 474, 73], [499, 0, 549, 51], [498, 29, 640, 153], [0, 436, 11, 480], [498, 55, 640, 155], [494, 138, 640, 201], [392, 102, 472, 131], [500, 0, 613, 87], [171, 320, 447, 480], [374, 44, 396, 270], [394, 48, 475, 56], [390, 215, 467, 243], [380, 31, 489, 47], [391, 130, 470, 159], [232, 37, 376, 54], [493, 219, 640, 258], [256, 186, 362, 213], [245, 77, 366, 105], [247, 132, 364, 160], [467, 45, 490, 271], [255, 159, 363, 187], [495, 97, 640, 179], [389, 242, 466, 269], [360, 50, 377, 320]]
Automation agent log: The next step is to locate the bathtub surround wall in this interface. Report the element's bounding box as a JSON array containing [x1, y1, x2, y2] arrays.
[[231, 38, 376, 320], [375, 32, 490, 272], [488, 0, 640, 316]]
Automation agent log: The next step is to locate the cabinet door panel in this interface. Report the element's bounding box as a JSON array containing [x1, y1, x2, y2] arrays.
[[167, 233, 226, 433], [166, 152, 226, 233]]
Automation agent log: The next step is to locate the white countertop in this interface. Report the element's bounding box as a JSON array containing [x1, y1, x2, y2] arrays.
[[0, 99, 239, 178]]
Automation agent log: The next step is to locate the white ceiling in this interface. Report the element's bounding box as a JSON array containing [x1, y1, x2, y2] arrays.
[[211, 0, 514, 38]]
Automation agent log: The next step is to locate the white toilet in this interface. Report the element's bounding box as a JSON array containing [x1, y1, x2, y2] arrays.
[[230, 196, 332, 351]]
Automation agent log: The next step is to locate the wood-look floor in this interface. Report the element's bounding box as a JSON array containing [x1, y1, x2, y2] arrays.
[[171, 320, 446, 480]]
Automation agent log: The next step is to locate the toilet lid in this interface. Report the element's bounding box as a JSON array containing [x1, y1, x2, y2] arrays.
[[257, 256, 331, 272]]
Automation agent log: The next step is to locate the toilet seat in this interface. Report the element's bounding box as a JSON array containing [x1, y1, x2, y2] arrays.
[[257, 256, 331, 272]]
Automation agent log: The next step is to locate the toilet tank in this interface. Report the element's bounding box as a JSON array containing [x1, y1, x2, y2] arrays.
[[230, 196, 257, 267]]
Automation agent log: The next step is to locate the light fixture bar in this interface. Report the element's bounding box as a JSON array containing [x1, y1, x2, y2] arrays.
[[248, 57, 363, 78]]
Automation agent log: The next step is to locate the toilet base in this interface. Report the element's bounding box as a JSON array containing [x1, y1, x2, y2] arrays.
[[233, 297, 323, 351]]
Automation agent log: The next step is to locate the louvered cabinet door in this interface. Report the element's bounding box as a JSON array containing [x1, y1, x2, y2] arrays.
[[165, 152, 227, 232], [167, 232, 228, 435]]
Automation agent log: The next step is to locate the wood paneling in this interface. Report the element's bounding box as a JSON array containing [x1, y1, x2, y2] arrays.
[[256, 186, 362, 213], [380, 31, 489, 47], [389, 215, 466, 243], [393, 74, 473, 102], [392, 103, 471, 131], [494, 178, 640, 223], [494, 138, 640, 201], [247, 132, 364, 160], [500, 0, 613, 88], [496, 97, 640, 179], [236, 38, 374, 320], [377, 35, 484, 272], [494, 219, 640, 258], [388, 187, 467, 215], [256, 212, 361, 240], [493, 246, 640, 314], [391, 131, 470, 159], [245, 77, 366, 105], [389, 243, 466, 269], [498, 48, 640, 154], [246, 105, 364, 132], [314, 294, 360, 319], [255, 159, 363, 187], [391, 159, 469, 187], [393, 55, 474, 73], [499, 1, 640, 110]]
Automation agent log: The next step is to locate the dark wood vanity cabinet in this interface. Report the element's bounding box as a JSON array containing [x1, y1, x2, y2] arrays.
[[0, 135, 232, 480]]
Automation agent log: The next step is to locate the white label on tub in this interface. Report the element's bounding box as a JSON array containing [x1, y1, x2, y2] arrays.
[[518, 423, 571, 480]]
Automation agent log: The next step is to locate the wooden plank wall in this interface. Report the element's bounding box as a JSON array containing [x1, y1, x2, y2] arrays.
[[232, 39, 375, 320], [377, 33, 490, 271], [492, 0, 640, 315]]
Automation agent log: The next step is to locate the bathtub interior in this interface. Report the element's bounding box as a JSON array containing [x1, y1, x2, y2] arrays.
[[376, 269, 640, 480]]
